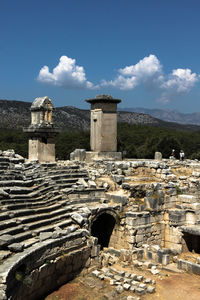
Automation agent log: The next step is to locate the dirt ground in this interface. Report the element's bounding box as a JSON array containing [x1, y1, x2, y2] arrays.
[[147, 272, 200, 300], [45, 268, 200, 300]]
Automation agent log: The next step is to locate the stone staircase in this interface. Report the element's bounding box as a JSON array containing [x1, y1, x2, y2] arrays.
[[0, 161, 87, 255], [0, 157, 118, 267]]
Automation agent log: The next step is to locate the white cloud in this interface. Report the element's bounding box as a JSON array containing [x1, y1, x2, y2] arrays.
[[101, 54, 199, 103], [38, 55, 97, 90], [101, 54, 162, 90], [161, 68, 198, 92], [157, 68, 198, 103], [37, 54, 199, 104]]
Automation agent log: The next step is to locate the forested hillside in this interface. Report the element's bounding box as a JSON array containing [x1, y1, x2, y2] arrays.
[[1, 124, 200, 160]]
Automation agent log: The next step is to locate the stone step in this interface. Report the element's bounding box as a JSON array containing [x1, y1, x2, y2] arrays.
[[13, 220, 78, 245], [11, 230, 34, 243], [1, 195, 62, 210], [0, 219, 17, 231], [17, 207, 72, 225], [0, 224, 25, 236], [3, 170, 24, 177], [67, 188, 105, 198], [56, 183, 84, 190], [40, 162, 57, 168], [0, 175, 22, 181], [0, 212, 11, 221], [0, 192, 61, 205], [68, 197, 102, 205], [9, 199, 67, 217], [0, 162, 10, 167], [46, 166, 81, 172], [0, 212, 73, 239], [54, 178, 85, 184], [0, 197, 65, 221], [31, 182, 55, 193], [49, 170, 87, 176], [32, 218, 74, 235], [9, 185, 55, 199], [0, 180, 34, 187], [0, 165, 11, 170], [0, 157, 10, 162], [8, 187, 32, 195], [23, 237, 39, 248], [23, 212, 73, 231]]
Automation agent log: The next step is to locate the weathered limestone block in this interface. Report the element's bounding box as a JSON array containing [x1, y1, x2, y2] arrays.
[[178, 259, 200, 275], [154, 152, 162, 161], [71, 213, 84, 225], [178, 194, 197, 203], [2, 149, 15, 157], [70, 149, 86, 161], [111, 174, 124, 184], [144, 196, 164, 211], [0, 234, 15, 248]]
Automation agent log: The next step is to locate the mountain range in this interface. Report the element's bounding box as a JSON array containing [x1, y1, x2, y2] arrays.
[[0, 99, 200, 132], [121, 107, 200, 125]]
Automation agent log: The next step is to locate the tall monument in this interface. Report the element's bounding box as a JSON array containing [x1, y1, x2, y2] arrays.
[[85, 94, 122, 161], [24, 96, 59, 162]]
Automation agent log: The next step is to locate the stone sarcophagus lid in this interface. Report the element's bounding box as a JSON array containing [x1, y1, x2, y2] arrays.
[[24, 96, 59, 163]]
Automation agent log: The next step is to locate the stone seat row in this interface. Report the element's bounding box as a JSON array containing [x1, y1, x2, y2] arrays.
[[0, 228, 88, 300], [0, 161, 106, 261]]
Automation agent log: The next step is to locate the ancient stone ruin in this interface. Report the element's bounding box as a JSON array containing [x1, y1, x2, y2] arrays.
[[23, 96, 59, 163], [0, 96, 200, 299]]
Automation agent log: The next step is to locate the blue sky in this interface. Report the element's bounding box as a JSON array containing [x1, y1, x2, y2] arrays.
[[1, 0, 200, 112]]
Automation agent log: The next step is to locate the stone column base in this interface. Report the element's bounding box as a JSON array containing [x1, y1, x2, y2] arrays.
[[85, 151, 122, 163]]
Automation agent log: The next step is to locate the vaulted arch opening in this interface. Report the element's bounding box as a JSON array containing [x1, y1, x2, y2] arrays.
[[182, 232, 200, 254], [91, 212, 116, 249]]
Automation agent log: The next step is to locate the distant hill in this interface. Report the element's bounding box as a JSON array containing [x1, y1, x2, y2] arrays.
[[0, 99, 200, 132], [0, 99, 158, 131], [121, 107, 200, 126]]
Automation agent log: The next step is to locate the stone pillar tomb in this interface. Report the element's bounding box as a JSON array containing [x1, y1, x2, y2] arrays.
[[24, 96, 59, 162], [85, 94, 122, 161]]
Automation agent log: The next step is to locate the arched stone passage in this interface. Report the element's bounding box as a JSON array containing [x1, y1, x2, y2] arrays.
[[91, 212, 118, 249], [183, 232, 200, 253]]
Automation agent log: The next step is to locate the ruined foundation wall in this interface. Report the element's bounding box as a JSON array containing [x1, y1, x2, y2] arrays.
[[109, 211, 165, 250]]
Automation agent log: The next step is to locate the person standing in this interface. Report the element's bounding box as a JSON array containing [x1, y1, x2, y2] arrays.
[[180, 150, 185, 161]]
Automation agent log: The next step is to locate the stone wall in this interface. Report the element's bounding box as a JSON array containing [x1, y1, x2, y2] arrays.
[[0, 230, 92, 300]]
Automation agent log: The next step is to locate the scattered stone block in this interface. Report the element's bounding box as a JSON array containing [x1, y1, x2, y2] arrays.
[[130, 286, 135, 292], [110, 279, 116, 285], [116, 285, 124, 294], [147, 285, 156, 293], [135, 287, 146, 295], [127, 296, 140, 300], [8, 243, 24, 252], [150, 266, 160, 275], [144, 278, 152, 284], [136, 275, 143, 282], [92, 270, 101, 277], [71, 213, 84, 225], [123, 283, 131, 290]]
